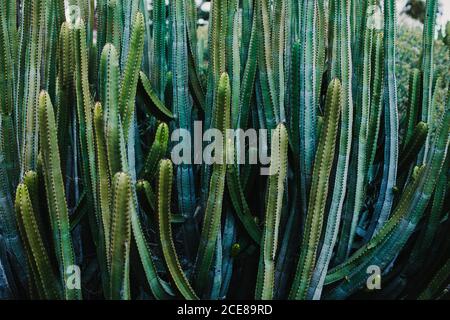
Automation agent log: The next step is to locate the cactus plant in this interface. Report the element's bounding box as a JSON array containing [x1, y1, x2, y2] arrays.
[[0, 0, 448, 301]]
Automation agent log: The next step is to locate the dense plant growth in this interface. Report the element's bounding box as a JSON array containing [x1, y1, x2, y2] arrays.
[[0, 0, 449, 300]]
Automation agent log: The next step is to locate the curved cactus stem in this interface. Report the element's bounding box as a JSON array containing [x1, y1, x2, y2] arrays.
[[398, 154, 449, 287], [15, 184, 61, 300], [226, 160, 262, 244], [138, 71, 174, 121], [158, 160, 198, 300], [131, 203, 172, 299], [141, 122, 169, 181]]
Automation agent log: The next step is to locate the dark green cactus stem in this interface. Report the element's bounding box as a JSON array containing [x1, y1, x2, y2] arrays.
[[326, 100, 449, 298], [119, 11, 144, 140], [398, 122, 429, 171], [325, 165, 427, 285], [136, 179, 157, 213], [138, 71, 174, 121], [109, 172, 132, 300], [38, 91, 81, 300], [171, 0, 196, 223], [0, 0, 18, 203], [297, 0, 322, 219], [186, 0, 206, 112], [420, 0, 438, 159], [195, 73, 231, 295], [130, 202, 171, 299], [255, 123, 288, 300], [100, 43, 122, 176], [398, 154, 449, 286], [158, 159, 198, 300], [336, 15, 374, 260], [347, 23, 374, 254], [322, 0, 354, 268], [366, 31, 384, 179], [104, 0, 122, 59], [141, 122, 169, 181], [0, 0, 448, 301], [15, 183, 61, 300], [226, 158, 262, 243], [74, 19, 98, 227], [444, 21, 450, 46], [370, 0, 399, 237], [290, 80, 341, 300], [22, 170, 43, 286], [19, 0, 46, 174], [151, 0, 166, 98], [418, 257, 450, 300], [257, 0, 279, 126], [56, 22, 74, 169], [404, 69, 422, 147], [289, 41, 301, 158], [93, 102, 112, 261], [237, 4, 258, 129]]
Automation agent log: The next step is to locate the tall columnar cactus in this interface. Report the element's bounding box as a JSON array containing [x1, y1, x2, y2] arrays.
[[158, 159, 198, 300], [255, 123, 288, 300], [370, 0, 400, 238], [194, 73, 231, 296], [171, 0, 197, 241], [109, 172, 132, 300], [38, 91, 81, 300], [100, 43, 122, 177], [119, 11, 144, 139]]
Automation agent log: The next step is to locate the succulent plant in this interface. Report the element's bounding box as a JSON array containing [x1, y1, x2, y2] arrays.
[[0, 0, 448, 301]]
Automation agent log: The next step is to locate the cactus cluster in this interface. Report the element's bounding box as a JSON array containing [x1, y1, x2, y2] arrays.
[[0, 0, 449, 300]]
